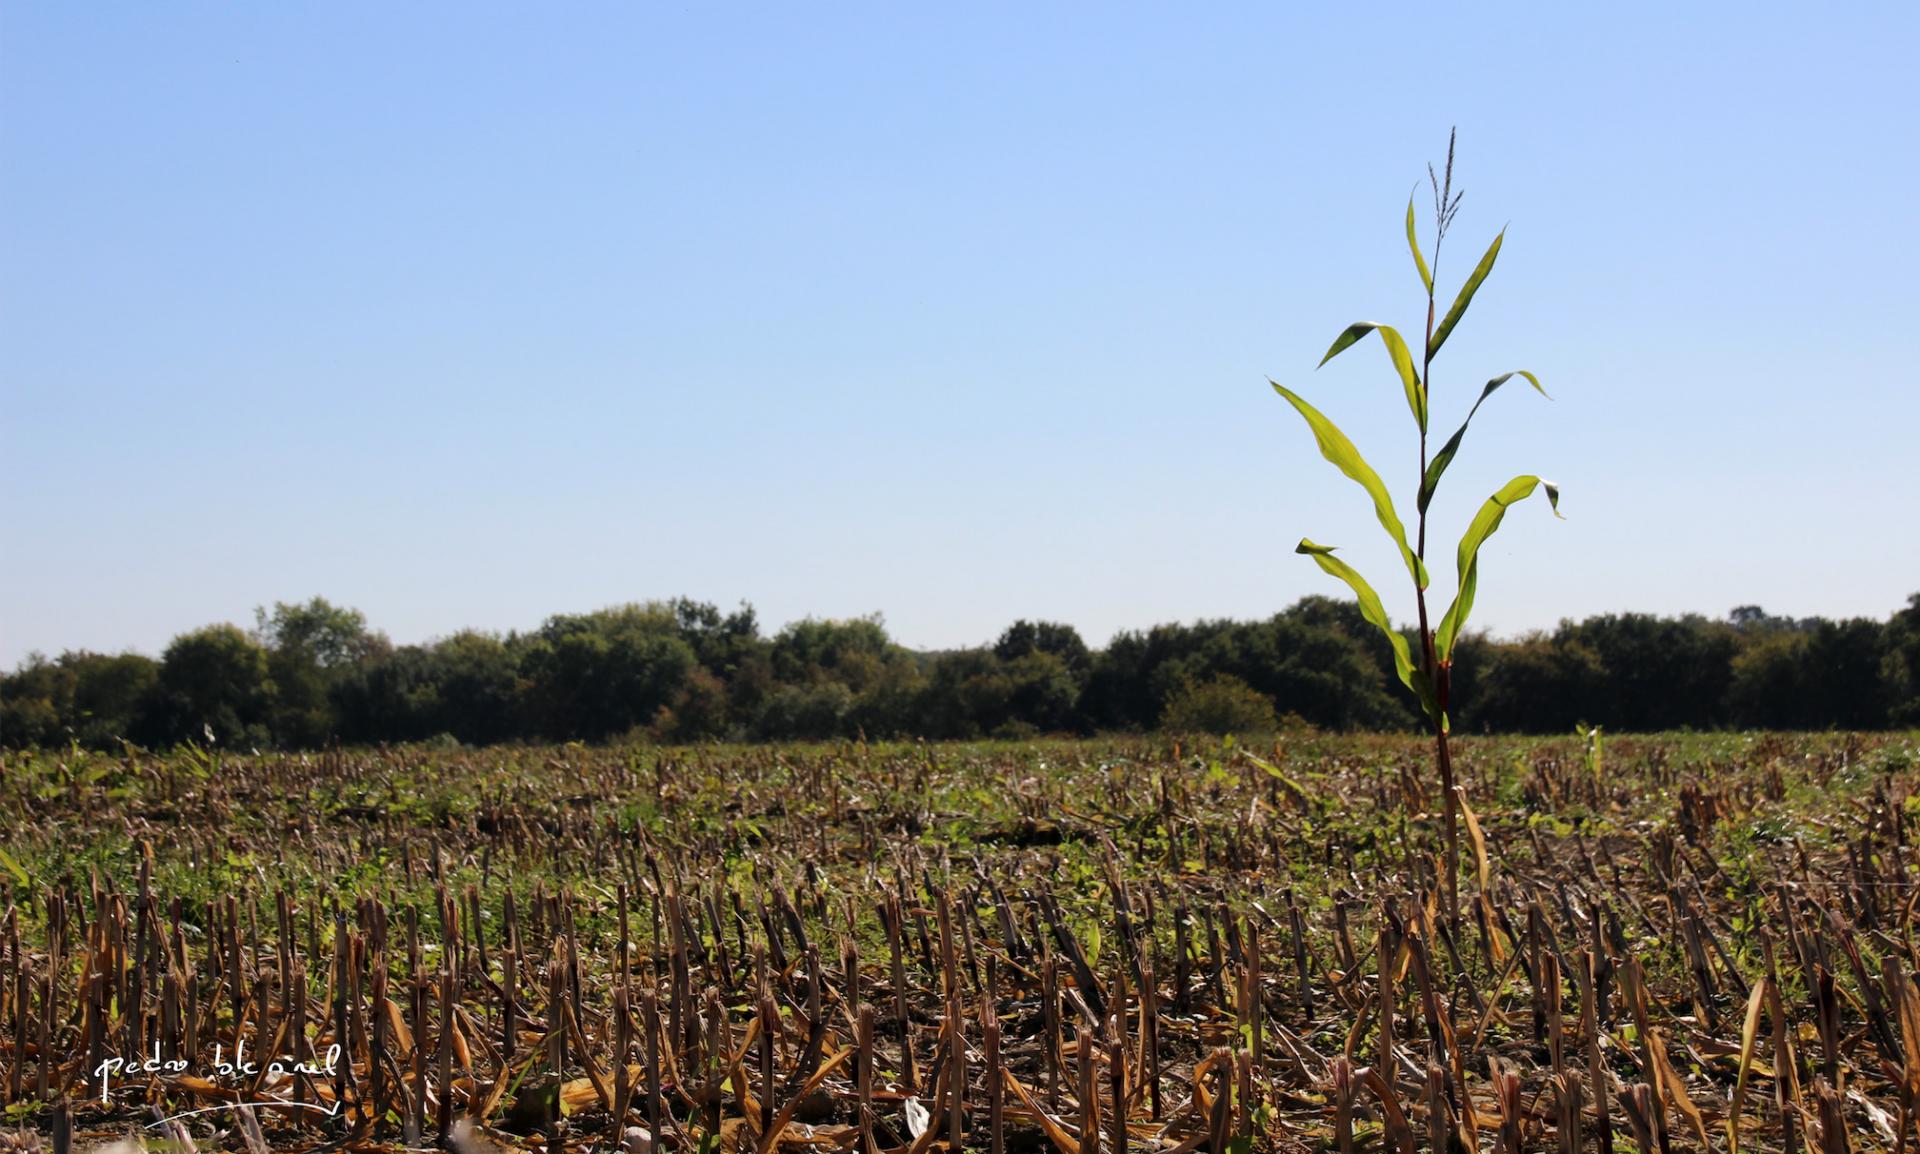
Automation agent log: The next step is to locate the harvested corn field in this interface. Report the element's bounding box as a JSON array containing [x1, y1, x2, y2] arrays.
[[0, 732, 1916, 1152]]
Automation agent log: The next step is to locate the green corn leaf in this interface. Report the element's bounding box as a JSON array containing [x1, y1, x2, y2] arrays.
[[1434, 475, 1563, 661], [1316, 322, 1426, 432], [1271, 381, 1427, 589], [1418, 371, 1548, 513], [1245, 751, 1311, 804], [1296, 539, 1438, 721], [1406, 195, 1432, 294], [0, 847, 27, 888], [1428, 229, 1504, 359]]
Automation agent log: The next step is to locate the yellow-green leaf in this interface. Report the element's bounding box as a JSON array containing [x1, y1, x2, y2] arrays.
[[1296, 539, 1438, 721], [1272, 381, 1426, 589], [1730, 976, 1769, 1154], [1316, 322, 1426, 432], [0, 847, 27, 888], [1245, 752, 1310, 803], [1434, 474, 1561, 661], [1428, 230, 1504, 359], [1419, 371, 1548, 513]]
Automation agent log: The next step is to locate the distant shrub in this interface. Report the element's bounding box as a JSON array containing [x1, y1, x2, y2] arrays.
[[1159, 674, 1278, 736], [756, 681, 856, 740]]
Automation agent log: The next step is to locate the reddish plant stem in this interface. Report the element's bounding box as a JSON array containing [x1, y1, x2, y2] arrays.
[[1417, 240, 1461, 935]]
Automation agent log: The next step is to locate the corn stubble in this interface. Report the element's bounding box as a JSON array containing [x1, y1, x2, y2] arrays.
[[0, 731, 1914, 1153]]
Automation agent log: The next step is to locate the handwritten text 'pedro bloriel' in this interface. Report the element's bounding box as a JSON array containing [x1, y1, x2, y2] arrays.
[[93, 1041, 342, 1104]]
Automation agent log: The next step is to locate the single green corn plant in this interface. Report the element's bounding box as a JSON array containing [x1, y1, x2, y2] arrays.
[[1270, 131, 1561, 921], [1578, 722, 1604, 787]]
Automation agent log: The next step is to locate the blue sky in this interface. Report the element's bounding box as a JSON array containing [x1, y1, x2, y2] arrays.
[[4, 2, 1916, 665]]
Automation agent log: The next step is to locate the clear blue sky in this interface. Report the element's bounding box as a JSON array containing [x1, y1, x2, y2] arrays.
[[4, 3, 1916, 666]]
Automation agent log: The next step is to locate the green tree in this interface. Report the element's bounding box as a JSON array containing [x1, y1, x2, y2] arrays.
[[1557, 613, 1739, 730], [1078, 602, 1407, 732], [1885, 594, 1920, 726], [847, 655, 928, 739], [1727, 618, 1888, 730], [755, 681, 856, 740], [654, 665, 733, 741], [0, 651, 159, 748], [909, 649, 1009, 738], [64, 651, 161, 746], [1001, 650, 1083, 734], [141, 624, 275, 747], [255, 597, 383, 667], [330, 644, 443, 744], [993, 621, 1092, 678], [1, 655, 68, 747], [426, 630, 526, 743], [519, 604, 699, 740], [255, 597, 385, 745], [1081, 627, 1179, 732], [669, 599, 764, 678], [1465, 630, 1605, 733], [770, 615, 899, 691]]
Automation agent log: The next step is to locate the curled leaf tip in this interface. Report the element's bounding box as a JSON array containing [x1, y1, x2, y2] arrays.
[[1317, 322, 1380, 368]]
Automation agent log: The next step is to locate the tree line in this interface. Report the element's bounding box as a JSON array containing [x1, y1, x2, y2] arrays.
[[4, 592, 1918, 749]]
